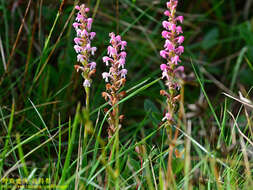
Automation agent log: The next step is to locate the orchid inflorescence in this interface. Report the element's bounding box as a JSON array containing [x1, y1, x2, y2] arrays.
[[73, 4, 97, 88], [102, 32, 127, 137], [72, 1, 184, 130], [160, 0, 184, 122]]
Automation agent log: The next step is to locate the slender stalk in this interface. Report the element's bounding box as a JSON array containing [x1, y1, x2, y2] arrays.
[[85, 86, 90, 111], [115, 104, 120, 190], [107, 100, 120, 189], [82, 86, 90, 172], [166, 91, 175, 184]]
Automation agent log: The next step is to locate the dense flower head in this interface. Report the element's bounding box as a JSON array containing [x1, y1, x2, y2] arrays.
[[73, 4, 97, 87], [101, 32, 127, 104], [160, 0, 184, 122], [160, 0, 184, 77], [102, 32, 127, 84]]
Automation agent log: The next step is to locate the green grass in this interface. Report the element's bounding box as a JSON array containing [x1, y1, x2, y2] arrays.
[[0, 0, 253, 189]]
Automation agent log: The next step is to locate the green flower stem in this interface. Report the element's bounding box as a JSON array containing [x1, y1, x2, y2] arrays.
[[82, 86, 90, 170], [85, 86, 90, 111], [114, 104, 120, 190]]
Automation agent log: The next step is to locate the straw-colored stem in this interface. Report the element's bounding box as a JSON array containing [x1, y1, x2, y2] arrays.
[[114, 103, 120, 190], [85, 86, 90, 111], [83, 86, 90, 168], [166, 105, 174, 185]]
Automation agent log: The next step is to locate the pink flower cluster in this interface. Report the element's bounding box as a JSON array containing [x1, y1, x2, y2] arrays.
[[160, 0, 184, 122], [73, 4, 97, 87], [102, 32, 127, 83], [160, 0, 184, 83]]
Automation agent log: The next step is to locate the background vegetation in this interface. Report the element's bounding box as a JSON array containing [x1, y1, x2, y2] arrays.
[[0, 0, 252, 189]]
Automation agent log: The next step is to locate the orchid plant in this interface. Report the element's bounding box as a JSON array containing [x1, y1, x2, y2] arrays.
[[160, 0, 184, 126], [101, 32, 128, 188], [73, 4, 97, 109], [159, 0, 185, 184], [102, 32, 127, 138]]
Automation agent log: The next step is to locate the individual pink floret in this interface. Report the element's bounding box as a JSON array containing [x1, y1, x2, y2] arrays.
[[89, 62, 96, 70], [83, 79, 91, 87], [176, 16, 184, 23], [119, 69, 128, 78], [107, 46, 117, 57], [160, 64, 167, 71], [103, 56, 113, 66], [175, 46, 184, 55], [162, 112, 172, 121], [102, 72, 112, 82], [171, 55, 180, 65]]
